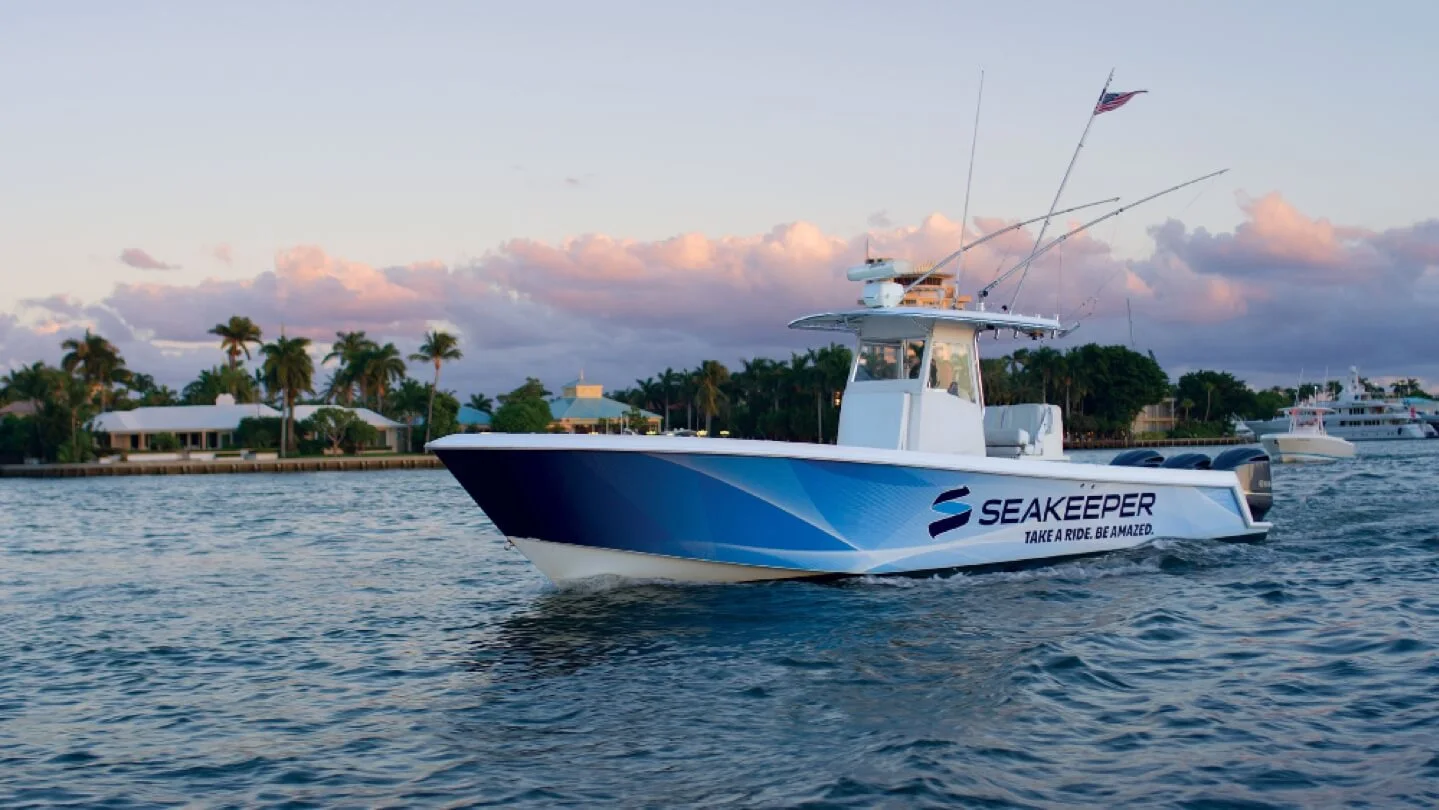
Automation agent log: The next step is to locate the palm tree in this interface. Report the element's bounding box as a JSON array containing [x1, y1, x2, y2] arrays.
[[2, 361, 51, 404], [60, 329, 129, 410], [208, 316, 263, 371], [323, 331, 377, 405], [659, 368, 682, 432], [357, 343, 406, 413], [695, 360, 730, 436], [261, 336, 315, 456], [408, 330, 463, 444], [466, 393, 494, 414]]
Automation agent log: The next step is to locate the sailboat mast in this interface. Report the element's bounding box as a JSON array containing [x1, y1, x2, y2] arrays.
[[1008, 69, 1114, 310], [953, 70, 984, 294]]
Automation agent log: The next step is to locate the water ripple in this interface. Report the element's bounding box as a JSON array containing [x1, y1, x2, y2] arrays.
[[2, 443, 1439, 806]]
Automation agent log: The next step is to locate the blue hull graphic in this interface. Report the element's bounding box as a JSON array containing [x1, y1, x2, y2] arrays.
[[435, 446, 1261, 577]]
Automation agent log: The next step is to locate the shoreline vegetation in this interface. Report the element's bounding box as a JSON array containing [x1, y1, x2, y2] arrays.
[[3, 314, 1431, 468]]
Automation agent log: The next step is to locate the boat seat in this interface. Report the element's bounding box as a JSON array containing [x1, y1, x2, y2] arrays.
[[983, 404, 1065, 459]]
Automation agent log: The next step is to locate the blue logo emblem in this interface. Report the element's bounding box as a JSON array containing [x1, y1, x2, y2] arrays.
[[929, 486, 972, 538]]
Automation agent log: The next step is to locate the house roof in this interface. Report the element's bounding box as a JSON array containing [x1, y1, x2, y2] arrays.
[[90, 403, 282, 433], [548, 396, 659, 421], [457, 405, 492, 426], [292, 405, 405, 429]]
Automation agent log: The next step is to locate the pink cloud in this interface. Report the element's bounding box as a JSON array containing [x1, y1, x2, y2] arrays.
[[119, 248, 179, 271], [5, 194, 1437, 395], [212, 243, 233, 266]]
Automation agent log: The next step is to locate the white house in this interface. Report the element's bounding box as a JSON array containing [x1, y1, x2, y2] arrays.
[[291, 405, 408, 452], [90, 394, 281, 451]]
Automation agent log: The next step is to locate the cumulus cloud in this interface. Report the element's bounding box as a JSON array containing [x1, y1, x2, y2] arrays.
[[5, 195, 1437, 396], [119, 248, 179, 271], [867, 210, 893, 228]]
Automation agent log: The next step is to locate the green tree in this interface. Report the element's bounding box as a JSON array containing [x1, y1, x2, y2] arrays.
[[408, 329, 463, 444], [466, 393, 494, 414], [299, 407, 364, 454], [208, 316, 263, 371], [695, 360, 730, 436], [322, 331, 377, 405], [183, 365, 258, 404], [261, 336, 315, 455], [60, 329, 130, 410], [356, 343, 406, 412], [1176, 370, 1255, 428], [491, 380, 554, 433]]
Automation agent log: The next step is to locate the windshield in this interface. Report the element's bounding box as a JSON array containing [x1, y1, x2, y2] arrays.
[[854, 339, 925, 381]]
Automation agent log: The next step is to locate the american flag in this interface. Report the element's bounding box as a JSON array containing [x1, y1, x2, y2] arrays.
[[1094, 90, 1147, 115]]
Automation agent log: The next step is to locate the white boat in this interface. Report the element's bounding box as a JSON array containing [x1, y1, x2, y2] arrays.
[[1397, 397, 1439, 438], [1244, 367, 1427, 441], [429, 260, 1273, 584], [1259, 406, 1355, 463]]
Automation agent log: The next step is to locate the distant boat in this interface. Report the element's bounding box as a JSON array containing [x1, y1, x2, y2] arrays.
[[1259, 406, 1355, 463], [1245, 367, 1427, 441]]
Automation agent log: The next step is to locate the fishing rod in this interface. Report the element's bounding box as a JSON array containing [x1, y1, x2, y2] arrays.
[[900, 196, 1119, 296], [979, 168, 1229, 301], [953, 69, 984, 291]]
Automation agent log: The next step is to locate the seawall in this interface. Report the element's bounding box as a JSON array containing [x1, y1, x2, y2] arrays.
[[1, 454, 444, 478]]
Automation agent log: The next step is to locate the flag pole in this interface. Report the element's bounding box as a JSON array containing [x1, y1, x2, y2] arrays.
[[1002, 68, 1114, 310]]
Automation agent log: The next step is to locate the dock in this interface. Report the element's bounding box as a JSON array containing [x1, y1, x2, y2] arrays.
[[0, 454, 444, 479]]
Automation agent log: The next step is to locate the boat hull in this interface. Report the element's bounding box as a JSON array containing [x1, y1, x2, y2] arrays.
[[431, 436, 1269, 584], [1259, 433, 1356, 464]]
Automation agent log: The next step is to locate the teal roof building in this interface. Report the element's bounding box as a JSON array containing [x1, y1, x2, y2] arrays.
[[457, 405, 492, 430], [548, 374, 660, 433]]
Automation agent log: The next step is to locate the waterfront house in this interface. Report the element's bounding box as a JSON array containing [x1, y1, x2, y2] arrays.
[[548, 375, 661, 433], [1130, 398, 1178, 435], [291, 405, 408, 452], [90, 394, 281, 451]]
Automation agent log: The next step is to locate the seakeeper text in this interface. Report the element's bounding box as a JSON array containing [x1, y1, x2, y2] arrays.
[[978, 492, 1156, 527]]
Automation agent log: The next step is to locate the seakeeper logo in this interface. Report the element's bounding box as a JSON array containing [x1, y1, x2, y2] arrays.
[[928, 487, 973, 538]]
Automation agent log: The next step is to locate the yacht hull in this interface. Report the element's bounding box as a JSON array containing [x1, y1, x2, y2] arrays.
[[430, 435, 1270, 584], [1260, 433, 1356, 464]]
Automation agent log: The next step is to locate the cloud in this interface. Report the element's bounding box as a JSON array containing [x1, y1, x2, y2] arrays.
[[212, 244, 233, 266], [867, 210, 893, 228], [119, 248, 179, 271], [5, 194, 1437, 397]]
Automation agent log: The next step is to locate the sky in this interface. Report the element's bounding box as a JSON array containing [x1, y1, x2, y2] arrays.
[[2, 1, 1437, 397]]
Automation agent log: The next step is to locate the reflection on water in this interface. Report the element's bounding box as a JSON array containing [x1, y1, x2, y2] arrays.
[[3, 441, 1439, 806]]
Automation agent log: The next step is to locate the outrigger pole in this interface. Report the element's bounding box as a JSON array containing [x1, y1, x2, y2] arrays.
[[1008, 69, 1114, 310], [979, 168, 1229, 302], [900, 197, 1118, 296], [953, 69, 984, 291]]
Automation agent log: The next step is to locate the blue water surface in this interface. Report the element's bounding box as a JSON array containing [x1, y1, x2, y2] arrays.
[[2, 441, 1437, 807]]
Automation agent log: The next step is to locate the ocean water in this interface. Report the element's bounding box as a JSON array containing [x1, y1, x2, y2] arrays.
[[2, 442, 1437, 808]]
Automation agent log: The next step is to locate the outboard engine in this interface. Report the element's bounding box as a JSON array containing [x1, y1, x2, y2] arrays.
[[1111, 449, 1164, 468], [1160, 452, 1212, 470], [1212, 446, 1273, 521]]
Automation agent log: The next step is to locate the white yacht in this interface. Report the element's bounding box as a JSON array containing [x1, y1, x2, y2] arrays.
[[1259, 406, 1355, 463], [1245, 368, 1427, 441]]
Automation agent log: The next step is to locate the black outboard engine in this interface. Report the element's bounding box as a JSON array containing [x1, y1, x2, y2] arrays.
[[1111, 449, 1164, 468], [1212, 446, 1273, 521], [1160, 452, 1212, 470]]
